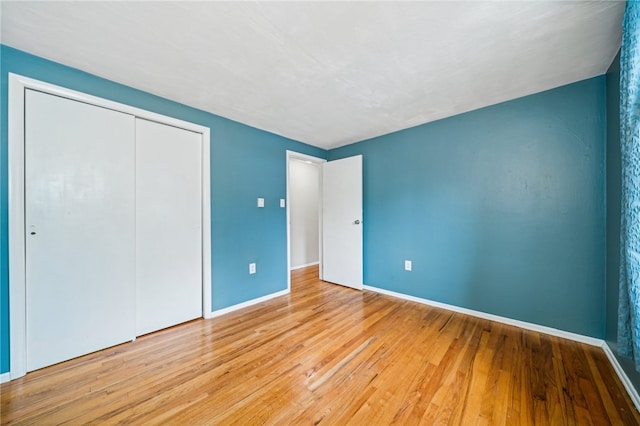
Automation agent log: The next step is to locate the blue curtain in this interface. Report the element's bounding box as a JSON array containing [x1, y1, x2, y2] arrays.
[[619, 0, 640, 370]]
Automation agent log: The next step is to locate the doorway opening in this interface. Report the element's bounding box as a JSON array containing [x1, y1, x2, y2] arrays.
[[286, 151, 326, 290]]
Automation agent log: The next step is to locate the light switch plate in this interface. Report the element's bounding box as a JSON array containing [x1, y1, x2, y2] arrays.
[[405, 260, 412, 271], [280, 199, 285, 208], [257, 198, 264, 208], [249, 263, 256, 274]]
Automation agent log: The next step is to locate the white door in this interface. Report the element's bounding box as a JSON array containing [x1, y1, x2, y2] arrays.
[[135, 119, 203, 336], [25, 89, 136, 371], [322, 155, 363, 290]]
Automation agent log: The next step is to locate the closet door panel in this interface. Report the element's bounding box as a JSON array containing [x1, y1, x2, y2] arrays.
[[135, 119, 202, 336], [25, 89, 136, 371]]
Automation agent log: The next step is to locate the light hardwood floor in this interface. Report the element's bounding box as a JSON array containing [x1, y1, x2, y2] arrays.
[[2, 265, 639, 425]]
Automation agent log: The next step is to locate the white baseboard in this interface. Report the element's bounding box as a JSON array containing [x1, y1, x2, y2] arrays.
[[205, 289, 290, 319], [0, 372, 11, 383], [290, 262, 319, 271], [363, 285, 604, 347], [602, 343, 640, 412]]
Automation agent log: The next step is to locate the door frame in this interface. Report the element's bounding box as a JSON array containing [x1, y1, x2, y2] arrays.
[[7, 73, 212, 380], [285, 150, 326, 290]]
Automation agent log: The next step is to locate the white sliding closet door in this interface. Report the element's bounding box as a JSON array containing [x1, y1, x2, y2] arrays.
[[135, 119, 203, 336], [25, 89, 136, 371]]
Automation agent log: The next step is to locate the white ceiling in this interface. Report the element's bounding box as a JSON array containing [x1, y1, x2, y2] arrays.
[[1, 1, 625, 149]]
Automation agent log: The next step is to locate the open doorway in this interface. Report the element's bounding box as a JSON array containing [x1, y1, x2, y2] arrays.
[[289, 160, 320, 269], [286, 151, 325, 289]]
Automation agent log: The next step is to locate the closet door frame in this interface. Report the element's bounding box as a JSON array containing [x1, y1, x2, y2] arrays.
[[7, 73, 212, 380]]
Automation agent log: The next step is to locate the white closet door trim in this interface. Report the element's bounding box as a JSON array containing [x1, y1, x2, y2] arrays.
[[8, 73, 212, 380], [10, 74, 209, 134]]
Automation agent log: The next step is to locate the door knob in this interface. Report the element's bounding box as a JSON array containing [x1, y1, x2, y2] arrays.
[[353, 220, 361, 225]]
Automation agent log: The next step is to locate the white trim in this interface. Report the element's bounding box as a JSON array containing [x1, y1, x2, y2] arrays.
[[9, 74, 209, 134], [8, 74, 27, 378], [201, 129, 212, 318], [290, 261, 320, 271], [8, 73, 212, 380], [363, 285, 604, 347], [0, 372, 11, 383], [205, 290, 290, 319], [0, 372, 11, 384], [602, 343, 640, 413], [285, 150, 326, 292]]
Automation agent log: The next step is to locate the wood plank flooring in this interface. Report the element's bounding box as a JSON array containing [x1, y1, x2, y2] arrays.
[[2, 265, 639, 425]]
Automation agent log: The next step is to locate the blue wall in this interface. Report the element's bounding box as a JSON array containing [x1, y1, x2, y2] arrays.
[[329, 77, 607, 338], [0, 45, 327, 373]]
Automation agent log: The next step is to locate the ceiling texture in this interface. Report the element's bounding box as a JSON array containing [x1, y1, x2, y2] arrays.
[[0, 1, 625, 149]]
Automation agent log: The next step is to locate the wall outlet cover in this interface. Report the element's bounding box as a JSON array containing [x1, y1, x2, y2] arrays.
[[257, 198, 264, 208], [249, 263, 256, 274], [405, 260, 412, 271]]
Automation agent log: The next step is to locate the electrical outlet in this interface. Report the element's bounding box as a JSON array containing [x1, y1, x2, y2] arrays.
[[404, 260, 412, 271], [249, 263, 256, 274], [257, 198, 264, 208], [280, 198, 286, 208]]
